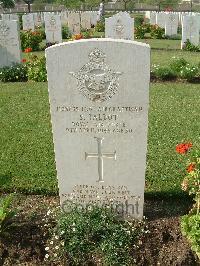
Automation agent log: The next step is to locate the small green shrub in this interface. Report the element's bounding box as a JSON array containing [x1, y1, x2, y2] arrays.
[[170, 57, 188, 74], [95, 20, 105, 32], [0, 194, 16, 234], [35, 26, 46, 39], [20, 30, 43, 51], [181, 214, 200, 259], [179, 64, 199, 82], [0, 63, 28, 82], [62, 25, 72, 39], [153, 66, 177, 81], [27, 56, 47, 82], [183, 39, 200, 52], [46, 205, 144, 265], [150, 25, 165, 39], [135, 25, 147, 39], [82, 29, 93, 39], [134, 16, 144, 28]]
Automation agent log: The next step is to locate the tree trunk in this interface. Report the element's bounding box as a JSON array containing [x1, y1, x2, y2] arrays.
[[124, 1, 127, 10], [28, 2, 31, 12]]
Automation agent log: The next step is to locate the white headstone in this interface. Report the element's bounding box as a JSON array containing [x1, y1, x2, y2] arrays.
[[182, 15, 200, 48], [165, 13, 179, 36], [46, 39, 150, 219], [45, 13, 62, 43], [33, 13, 43, 27], [81, 12, 91, 29], [145, 11, 150, 19], [1, 14, 10, 21], [105, 12, 134, 40], [22, 13, 35, 31], [150, 12, 156, 25], [10, 14, 19, 21], [90, 11, 98, 27], [61, 11, 68, 26], [68, 12, 81, 35], [156, 12, 166, 28], [0, 20, 21, 67]]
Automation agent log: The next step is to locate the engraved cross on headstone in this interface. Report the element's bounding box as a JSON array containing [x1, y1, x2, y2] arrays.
[[85, 137, 116, 183]]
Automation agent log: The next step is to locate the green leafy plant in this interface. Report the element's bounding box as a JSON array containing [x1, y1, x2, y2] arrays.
[[45, 205, 145, 265], [82, 29, 93, 39], [62, 25, 72, 39], [176, 143, 200, 213], [0, 63, 28, 82], [27, 55, 47, 82], [179, 64, 199, 82], [183, 39, 200, 52], [152, 65, 177, 81], [169, 57, 188, 74], [0, 194, 16, 234], [181, 214, 200, 260], [20, 30, 43, 51], [95, 20, 105, 32], [135, 23, 151, 39], [134, 16, 144, 28], [35, 26, 46, 39], [176, 143, 200, 259], [150, 24, 165, 39]]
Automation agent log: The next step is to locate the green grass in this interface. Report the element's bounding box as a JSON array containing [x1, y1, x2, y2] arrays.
[[147, 82, 200, 197], [151, 49, 200, 67], [0, 82, 57, 194], [138, 38, 181, 50], [22, 38, 200, 68], [0, 82, 200, 197]]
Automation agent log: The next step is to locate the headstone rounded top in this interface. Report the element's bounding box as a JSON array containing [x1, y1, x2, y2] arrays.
[[45, 38, 150, 53]]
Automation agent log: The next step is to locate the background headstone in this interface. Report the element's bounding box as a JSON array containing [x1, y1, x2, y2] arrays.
[[182, 15, 200, 48], [149, 12, 156, 25], [156, 12, 166, 28], [46, 39, 150, 219], [45, 13, 62, 43], [22, 13, 35, 31], [81, 12, 91, 30], [0, 20, 21, 67], [165, 13, 179, 36], [105, 12, 134, 40], [68, 12, 81, 35]]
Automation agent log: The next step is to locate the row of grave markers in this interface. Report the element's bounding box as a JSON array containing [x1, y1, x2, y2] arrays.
[[0, 11, 200, 68], [146, 11, 200, 47]]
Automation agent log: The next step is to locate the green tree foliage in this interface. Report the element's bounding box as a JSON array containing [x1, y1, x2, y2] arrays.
[[1, 0, 15, 8], [56, 0, 105, 9], [143, 0, 179, 10]]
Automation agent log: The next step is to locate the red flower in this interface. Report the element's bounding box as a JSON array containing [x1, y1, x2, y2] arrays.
[[24, 47, 32, 53], [22, 58, 27, 63], [176, 143, 192, 154], [187, 163, 195, 173]]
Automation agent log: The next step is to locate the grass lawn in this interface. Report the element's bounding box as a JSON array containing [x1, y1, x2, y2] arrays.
[[138, 38, 181, 50], [0, 82, 199, 197], [22, 38, 200, 68]]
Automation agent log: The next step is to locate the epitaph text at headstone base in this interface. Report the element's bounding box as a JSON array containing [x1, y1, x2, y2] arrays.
[[46, 39, 150, 219], [0, 20, 21, 67]]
